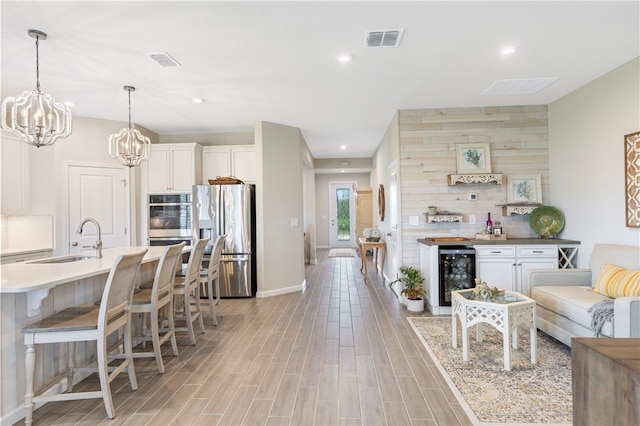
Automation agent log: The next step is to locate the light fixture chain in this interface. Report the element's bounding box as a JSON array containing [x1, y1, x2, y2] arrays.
[[128, 89, 132, 129], [35, 34, 41, 92]]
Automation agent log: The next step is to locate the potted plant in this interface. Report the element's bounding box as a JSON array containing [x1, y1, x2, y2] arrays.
[[389, 265, 426, 313]]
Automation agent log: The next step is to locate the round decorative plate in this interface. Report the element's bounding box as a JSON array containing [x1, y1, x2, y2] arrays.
[[529, 206, 565, 237]]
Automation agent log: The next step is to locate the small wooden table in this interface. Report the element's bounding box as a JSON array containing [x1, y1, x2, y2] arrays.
[[358, 238, 386, 278]]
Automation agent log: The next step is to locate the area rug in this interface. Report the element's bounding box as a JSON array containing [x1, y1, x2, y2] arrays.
[[328, 248, 354, 258], [408, 317, 572, 425]]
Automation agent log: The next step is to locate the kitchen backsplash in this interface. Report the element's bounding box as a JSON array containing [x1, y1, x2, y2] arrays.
[[1, 215, 53, 249]]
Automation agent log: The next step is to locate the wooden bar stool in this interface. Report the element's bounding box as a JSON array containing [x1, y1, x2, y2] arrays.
[[130, 242, 185, 373], [199, 235, 225, 325], [173, 238, 208, 344], [22, 249, 147, 426]]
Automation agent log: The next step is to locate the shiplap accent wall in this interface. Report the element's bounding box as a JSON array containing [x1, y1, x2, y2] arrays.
[[398, 105, 550, 267]]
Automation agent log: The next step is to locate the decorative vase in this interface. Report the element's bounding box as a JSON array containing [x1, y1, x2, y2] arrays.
[[406, 297, 424, 313]]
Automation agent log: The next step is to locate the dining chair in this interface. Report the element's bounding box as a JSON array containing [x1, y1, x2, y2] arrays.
[[22, 249, 147, 426], [129, 242, 185, 373], [173, 238, 209, 345], [199, 235, 225, 325]]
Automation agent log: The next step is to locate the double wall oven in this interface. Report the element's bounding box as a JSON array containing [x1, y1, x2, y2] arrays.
[[147, 194, 193, 257]]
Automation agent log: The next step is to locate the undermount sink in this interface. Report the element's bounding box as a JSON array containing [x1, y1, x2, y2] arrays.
[[28, 255, 97, 264]]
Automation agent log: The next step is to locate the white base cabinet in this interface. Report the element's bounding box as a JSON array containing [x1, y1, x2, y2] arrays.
[[144, 143, 202, 193], [419, 244, 451, 314], [202, 145, 256, 184], [475, 245, 558, 296]]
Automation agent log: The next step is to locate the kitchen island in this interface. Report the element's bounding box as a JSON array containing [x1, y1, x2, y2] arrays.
[[0, 246, 187, 425]]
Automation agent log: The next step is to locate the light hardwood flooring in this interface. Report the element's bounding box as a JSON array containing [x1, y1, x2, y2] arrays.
[[25, 249, 471, 426]]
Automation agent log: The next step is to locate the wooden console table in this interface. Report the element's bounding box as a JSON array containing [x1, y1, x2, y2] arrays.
[[357, 238, 386, 278], [572, 337, 640, 425]]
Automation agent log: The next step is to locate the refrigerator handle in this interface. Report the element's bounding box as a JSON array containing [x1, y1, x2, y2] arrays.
[[218, 187, 225, 244]]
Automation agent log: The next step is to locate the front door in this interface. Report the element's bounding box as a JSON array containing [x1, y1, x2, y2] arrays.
[[67, 164, 129, 255], [328, 181, 356, 248]]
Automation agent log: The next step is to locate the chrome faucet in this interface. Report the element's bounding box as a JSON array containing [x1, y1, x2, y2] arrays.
[[77, 218, 103, 258]]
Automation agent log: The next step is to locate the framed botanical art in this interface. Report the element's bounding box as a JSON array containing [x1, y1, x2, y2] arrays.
[[507, 174, 542, 204], [456, 143, 492, 174], [625, 131, 640, 227]]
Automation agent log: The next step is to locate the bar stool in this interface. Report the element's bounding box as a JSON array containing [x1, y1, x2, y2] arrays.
[[22, 249, 147, 426], [173, 238, 208, 344], [129, 242, 185, 373], [199, 235, 225, 325]]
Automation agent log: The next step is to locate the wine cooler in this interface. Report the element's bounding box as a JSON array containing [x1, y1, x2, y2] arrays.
[[438, 246, 476, 306]]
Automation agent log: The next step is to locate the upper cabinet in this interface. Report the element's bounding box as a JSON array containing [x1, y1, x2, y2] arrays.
[[144, 143, 202, 193], [1, 133, 30, 215], [202, 145, 256, 184]]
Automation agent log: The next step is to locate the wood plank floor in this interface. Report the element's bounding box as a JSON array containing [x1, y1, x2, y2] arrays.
[[26, 249, 471, 426]]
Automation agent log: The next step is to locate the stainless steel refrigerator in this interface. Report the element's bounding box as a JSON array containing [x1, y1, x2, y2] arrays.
[[193, 184, 256, 297]]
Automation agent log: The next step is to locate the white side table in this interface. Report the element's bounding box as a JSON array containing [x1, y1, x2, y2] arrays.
[[451, 289, 537, 371]]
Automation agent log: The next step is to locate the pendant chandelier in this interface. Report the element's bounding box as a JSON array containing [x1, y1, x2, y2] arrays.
[[108, 86, 151, 168], [1, 29, 72, 147]]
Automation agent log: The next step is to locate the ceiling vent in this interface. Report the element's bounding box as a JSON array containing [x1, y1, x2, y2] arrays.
[[482, 78, 557, 95], [364, 29, 404, 47], [147, 52, 181, 67]]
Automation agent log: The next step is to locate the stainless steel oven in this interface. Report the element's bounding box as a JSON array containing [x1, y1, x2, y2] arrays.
[[148, 194, 192, 238]]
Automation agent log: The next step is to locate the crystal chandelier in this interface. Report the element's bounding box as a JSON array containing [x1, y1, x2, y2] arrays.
[[108, 86, 151, 168], [1, 29, 72, 147]]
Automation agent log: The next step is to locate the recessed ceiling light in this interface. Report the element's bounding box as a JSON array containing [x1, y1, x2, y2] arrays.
[[501, 47, 516, 55], [341, 169, 345, 173], [337, 53, 352, 63], [340, 145, 346, 150], [192, 98, 204, 104]]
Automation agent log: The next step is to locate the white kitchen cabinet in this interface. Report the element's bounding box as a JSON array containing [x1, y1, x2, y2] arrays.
[[202, 145, 256, 183], [1, 133, 30, 215], [354, 187, 372, 239], [419, 244, 449, 314], [144, 143, 202, 193], [475, 245, 558, 296]]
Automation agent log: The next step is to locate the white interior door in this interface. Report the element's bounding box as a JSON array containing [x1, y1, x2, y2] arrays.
[[67, 164, 129, 255], [386, 166, 400, 282], [328, 181, 356, 248]]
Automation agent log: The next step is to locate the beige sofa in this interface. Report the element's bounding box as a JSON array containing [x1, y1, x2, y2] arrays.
[[529, 243, 640, 347]]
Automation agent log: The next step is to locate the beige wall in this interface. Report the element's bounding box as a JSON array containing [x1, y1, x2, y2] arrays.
[[22, 116, 157, 255], [549, 57, 640, 265], [372, 112, 399, 281], [255, 121, 306, 297], [159, 131, 253, 146]]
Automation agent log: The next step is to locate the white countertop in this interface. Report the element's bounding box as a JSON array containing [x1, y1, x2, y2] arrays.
[[0, 246, 181, 293]]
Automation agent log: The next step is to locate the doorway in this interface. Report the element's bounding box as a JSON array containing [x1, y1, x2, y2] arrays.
[[386, 165, 400, 284], [328, 181, 356, 248], [66, 163, 130, 255]]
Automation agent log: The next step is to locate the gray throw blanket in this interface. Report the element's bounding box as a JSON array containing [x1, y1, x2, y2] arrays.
[[587, 299, 615, 337]]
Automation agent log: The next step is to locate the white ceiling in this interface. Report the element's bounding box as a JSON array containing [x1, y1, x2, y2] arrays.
[[2, 1, 638, 159]]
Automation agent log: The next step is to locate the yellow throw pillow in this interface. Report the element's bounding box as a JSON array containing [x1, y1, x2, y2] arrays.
[[593, 263, 640, 298]]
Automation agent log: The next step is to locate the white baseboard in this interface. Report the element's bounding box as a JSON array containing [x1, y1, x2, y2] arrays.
[[256, 279, 306, 298]]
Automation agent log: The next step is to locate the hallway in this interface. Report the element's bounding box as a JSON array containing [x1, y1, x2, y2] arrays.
[[28, 249, 471, 425]]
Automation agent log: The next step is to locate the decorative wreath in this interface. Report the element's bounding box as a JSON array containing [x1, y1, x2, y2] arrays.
[[378, 184, 385, 221]]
